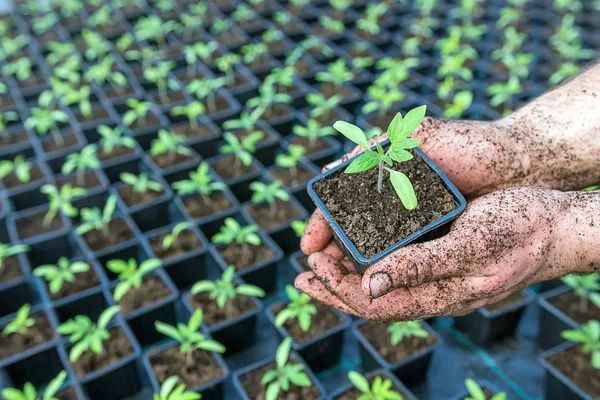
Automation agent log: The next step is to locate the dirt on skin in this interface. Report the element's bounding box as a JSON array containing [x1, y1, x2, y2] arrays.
[[270, 166, 315, 189], [239, 361, 322, 400], [0, 314, 55, 359], [150, 230, 204, 260], [47, 267, 100, 300], [359, 322, 437, 364], [82, 217, 135, 252], [188, 292, 257, 326], [549, 292, 600, 325], [288, 137, 331, 157], [244, 199, 303, 231], [313, 149, 456, 258], [272, 301, 342, 344], [210, 155, 257, 180], [151, 346, 225, 389], [483, 291, 526, 312], [1, 164, 44, 189], [71, 327, 133, 377], [118, 184, 164, 207], [218, 242, 275, 270], [16, 210, 65, 240], [183, 192, 234, 219], [0, 256, 23, 283], [117, 276, 172, 315], [334, 373, 409, 400], [548, 344, 600, 397]]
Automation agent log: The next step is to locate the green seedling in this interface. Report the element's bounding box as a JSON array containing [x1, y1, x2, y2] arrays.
[[262, 28, 285, 46], [151, 129, 192, 164], [316, 59, 354, 92], [220, 131, 263, 168], [356, 16, 380, 37], [497, 7, 521, 29], [144, 61, 179, 104], [291, 219, 307, 238], [122, 99, 152, 127], [266, 66, 296, 94], [1, 370, 68, 400], [409, 16, 438, 39], [334, 106, 426, 208], [262, 338, 312, 400], [330, 0, 352, 11], [41, 184, 88, 228], [376, 57, 420, 85], [25, 106, 68, 147], [347, 370, 404, 400], [32, 12, 58, 36], [276, 285, 317, 332], [2, 304, 34, 336], [212, 218, 262, 261], [153, 375, 201, 400], [34, 257, 90, 295], [361, 84, 406, 117], [387, 321, 429, 345], [215, 53, 241, 87], [75, 195, 117, 238], [210, 18, 233, 38], [293, 118, 336, 150], [241, 42, 268, 66], [444, 90, 473, 119], [250, 180, 290, 215], [84, 55, 127, 94], [107, 258, 161, 301], [464, 378, 507, 400], [2, 57, 33, 82], [0, 155, 33, 184], [81, 29, 111, 61], [562, 320, 600, 369], [46, 41, 77, 66], [0, 34, 28, 60], [61, 144, 99, 186], [58, 306, 120, 362], [191, 265, 265, 308], [223, 111, 260, 132], [60, 85, 93, 119], [273, 11, 292, 25], [51, 55, 83, 85], [170, 101, 206, 129], [183, 42, 218, 76], [487, 75, 523, 113], [562, 273, 600, 313], [276, 145, 306, 179], [134, 15, 179, 47], [155, 309, 225, 366], [0, 110, 19, 140], [0, 243, 29, 269], [319, 15, 344, 34], [247, 81, 292, 118], [306, 92, 341, 120], [162, 222, 191, 249], [120, 173, 163, 202], [232, 4, 255, 22], [171, 162, 226, 203], [98, 125, 135, 155], [187, 77, 226, 112], [59, 0, 84, 18], [300, 36, 334, 58], [437, 54, 473, 81], [549, 62, 580, 86]]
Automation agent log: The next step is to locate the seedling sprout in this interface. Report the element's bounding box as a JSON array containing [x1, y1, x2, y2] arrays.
[[34, 257, 90, 295], [275, 285, 317, 332], [191, 265, 265, 308], [2, 303, 34, 336], [261, 338, 312, 400], [107, 258, 162, 301]]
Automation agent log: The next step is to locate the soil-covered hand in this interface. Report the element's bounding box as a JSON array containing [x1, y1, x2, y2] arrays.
[[296, 188, 600, 322]]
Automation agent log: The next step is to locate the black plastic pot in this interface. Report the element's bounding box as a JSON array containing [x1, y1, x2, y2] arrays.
[[98, 143, 144, 184], [537, 286, 582, 351], [307, 141, 467, 274], [73, 212, 140, 259], [223, 65, 260, 104], [169, 115, 222, 160], [540, 341, 595, 400], [201, 90, 242, 126], [1, 157, 51, 211], [283, 134, 342, 170], [260, 103, 297, 137], [207, 153, 264, 204], [266, 298, 351, 373], [0, 253, 36, 317], [144, 145, 202, 177], [326, 369, 418, 400], [454, 289, 535, 347], [266, 159, 321, 213], [353, 319, 442, 387]]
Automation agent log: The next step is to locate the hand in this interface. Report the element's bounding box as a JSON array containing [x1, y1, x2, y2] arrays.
[[296, 187, 590, 322]]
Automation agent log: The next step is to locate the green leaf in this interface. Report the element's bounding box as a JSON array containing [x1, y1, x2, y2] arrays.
[[386, 112, 404, 143], [98, 306, 120, 329], [236, 284, 265, 298], [348, 371, 370, 393], [265, 383, 280, 400], [276, 338, 292, 368], [386, 169, 418, 210], [401, 105, 427, 136], [465, 378, 486, 400], [333, 121, 369, 149], [289, 371, 312, 387], [345, 151, 380, 174]]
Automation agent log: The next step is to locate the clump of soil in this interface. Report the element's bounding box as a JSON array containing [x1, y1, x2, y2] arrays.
[[288, 137, 331, 157], [81, 217, 135, 252], [16, 210, 65, 240], [548, 344, 600, 397], [0, 314, 55, 359], [334, 373, 409, 400], [150, 230, 203, 260], [117, 276, 172, 315], [151, 346, 225, 389], [549, 292, 600, 325], [313, 150, 456, 258], [484, 291, 526, 312], [245, 199, 303, 231], [118, 184, 164, 207], [240, 360, 321, 400], [1, 164, 44, 189], [47, 267, 100, 300], [0, 256, 23, 282], [210, 155, 257, 180], [218, 242, 274, 270], [359, 322, 437, 364], [188, 292, 257, 326], [71, 327, 133, 377], [272, 302, 341, 344], [270, 166, 315, 189], [183, 192, 234, 219]]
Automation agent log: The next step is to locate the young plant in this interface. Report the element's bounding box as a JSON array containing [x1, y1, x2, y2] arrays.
[[57, 306, 121, 362], [170, 101, 206, 129], [464, 378, 507, 400], [292, 119, 336, 150], [107, 258, 162, 301], [84, 55, 127, 94], [265, 66, 295, 94], [444, 90, 473, 119], [25, 106, 69, 147], [212, 218, 262, 261], [0, 155, 33, 184], [347, 370, 404, 400], [247, 81, 292, 118], [387, 321, 429, 345], [549, 62, 580, 86], [1, 370, 68, 400], [155, 309, 225, 366], [2, 303, 34, 336], [122, 98, 152, 127], [0, 110, 19, 137], [81, 29, 111, 61], [316, 59, 354, 91], [183, 42, 218, 77], [171, 162, 226, 205], [275, 285, 317, 332], [120, 172, 163, 199], [319, 15, 345, 34], [249, 180, 290, 214], [334, 106, 426, 208], [41, 184, 87, 228], [291, 219, 307, 238], [153, 375, 201, 400], [33, 257, 90, 295], [98, 125, 135, 155], [561, 273, 600, 313], [144, 61, 179, 104], [186, 77, 226, 113], [150, 129, 192, 164], [306, 92, 341, 120], [61, 144, 99, 186], [487, 75, 523, 113], [241, 42, 268, 67], [562, 320, 600, 369], [220, 131, 263, 169], [2, 57, 33, 82], [223, 110, 260, 132], [262, 338, 312, 400], [191, 265, 265, 308], [276, 145, 306, 179], [162, 222, 191, 249], [0, 243, 29, 269], [134, 15, 179, 48], [75, 195, 117, 238]]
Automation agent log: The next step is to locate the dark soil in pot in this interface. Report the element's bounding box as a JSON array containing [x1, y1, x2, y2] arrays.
[[272, 302, 342, 344], [98, 146, 135, 161], [484, 291, 527, 312], [0, 130, 28, 147], [46, 268, 100, 301], [245, 199, 303, 230], [150, 346, 225, 388], [118, 185, 164, 207], [42, 131, 80, 154], [56, 172, 102, 190], [81, 217, 135, 252], [334, 373, 411, 400], [210, 156, 257, 180], [547, 344, 600, 397], [71, 327, 133, 377], [289, 137, 331, 157], [171, 124, 216, 141], [314, 149, 456, 258], [183, 192, 233, 219], [151, 152, 194, 169], [218, 242, 274, 270], [116, 276, 172, 315], [151, 91, 187, 108], [56, 387, 79, 400], [188, 292, 257, 326], [127, 114, 162, 132], [0, 256, 23, 282], [318, 83, 355, 99], [270, 166, 315, 189], [240, 361, 321, 400], [150, 230, 203, 260], [16, 211, 65, 239], [548, 292, 600, 324], [1, 164, 44, 189], [225, 72, 251, 91], [262, 104, 292, 122], [105, 84, 136, 100], [0, 313, 55, 359], [359, 322, 438, 364], [74, 106, 110, 124]]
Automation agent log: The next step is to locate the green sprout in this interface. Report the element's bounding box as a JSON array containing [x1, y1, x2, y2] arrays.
[[464, 378, 506, 400], [155, 309, 225, 366], [33, 257, 90, 295], [291, 220, 307, 238], [61, 85, 93, 120], [334, 106, 426, 208], [293, 119, 336, 151], [41, 184, 88, 228], [223, 111, 260, 132], [2, 304, 34, 336], [122, 99, 152, 127], [58, 306, 121, 362], [262, 28, 285, 45], [187, 77, 226, 113], [75, 195, 118, 238], [377, 57, 420, 85], [46, 42, 77, 67], [144, 61, 179, 104], [170, 101, 206, 129], [444, 90, 473, 119], [562, 320, 600, 369], [262, 338, 312, 400], [562, 274, 600, 313], [81, 29, 111, 61], [0, 243, 29, 269], [347, 371, 404, 400], [162, 222, 191, 250], [120, 173, 163, 200], [220, 131, 263, 168], [2, 57, 33, 82], [487, 75, 522, 113], [319, 15, 344, 34], [549, 62, 581, 86], [61, 144, 99, 186], [306, 92, 341, 120], [88, 5, 112, 28], [171, 162, 226, 204], [0, 155, 33, 184], [107, 258, 162, 301], [183, 42, 218, 77], [241, 42, 268, 66], [247, 81, 292, 118], [0, 111, 19, 141], [180, 8, 207, 41], [1, 370, 68, 400], [32, 12, 58, 36], [84, 55, 127, 95], [250, 180, 290, 215], [276, 145, 306, 179], [275, 285, 317, 332], [134, 15, 179, 47], [212, 218, 262, 261], [191, 265, 265, 308], [25, 106, 68, 147], [265, 66, 295, 94], [98, 125, 135, 155], [150, 129, 192, 164], [330, 0, 352, 11], [387, 321, 429, 345], [210, 18, 233, 38], [316, 59, 354, 92], [153, 376, 201, 400], [0, 35, 28, 61]]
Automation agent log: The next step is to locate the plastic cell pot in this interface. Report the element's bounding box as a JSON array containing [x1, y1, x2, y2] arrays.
[[0, 252, 37, 318], [540, 341, 595, 400], [168, 115, 222, 160], [202, 90, 242, 126], [260, 103, 297, 137], [282, 134, 343, 170], [266, 159, 321, 213], [307, 141, 467, 274], [174, 185, 240, 229], [449, 381, 505, 400], [537, 286, 582, 351], [72, 212, 140, 259], [454, 289, 535, 347], [223, 65, 260, 105], [34, 126, 87, 170], [1, 158, 52, 211], [207, 154, 264, 205], [326, 369, 418, 400], [98, 143, 145, 184]]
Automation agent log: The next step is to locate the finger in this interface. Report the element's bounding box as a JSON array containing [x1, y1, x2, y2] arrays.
[[322, 134, 389, 173], [295, 272, 362, 317], [322, 241, 344, 260], [301, 210, 332, 255]]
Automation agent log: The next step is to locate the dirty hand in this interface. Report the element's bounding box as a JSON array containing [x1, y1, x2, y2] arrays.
[[295, 188, 600, 322]]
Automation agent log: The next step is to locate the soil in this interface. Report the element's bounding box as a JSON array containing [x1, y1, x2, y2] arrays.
[[548, 344, 600, 397], [270, 165, 315, 189], [81, 217, 135, 252], [226, 72, 250, 91], [57, 387, 79, 400], [42, 131, 80, 153], [1, 164, 44, 189], [188, 292, 257, 326], [272, 301, 342, 344], [245, 199, 303, 231], [0, 256, 23, 283], [150, 230, 203, 260], [0, 314, 55, 359], [240, 360, 321, 400], [127, 114, 161, 132], [334, 373, 409, 400], [218, 242, 274, 271], [233, 128, 275, 146], [71, 327, 133, 378], [215, 30, 244, 47], [16, 210, 65, 240], [151, 346, 225, 389], [75, 106, 110, 124], [205, 95, 233, 116], [549, 292, 600, 325], [47, 267, 100, 301], [289, 137, 331, 157], [210, 155, 257, 181], [118, 184, 164, 208], [151, 152, 194, 169], [117, 276, 172, 315], [319, 83, 355, 99], [183, 192, 234, 220], [366, 111, 402, 131], [0, 129, 28, 147], [262, 104, 290, 122], [98, 145, 135, 161], [172, 124, 215, 140], [483, 291, 526, 312], [359, 322, 438, 364], [105, 84, 136, 99], [56, 171, 102, 190], [151, 91, 186, 107], [313, 149, 456, 258]]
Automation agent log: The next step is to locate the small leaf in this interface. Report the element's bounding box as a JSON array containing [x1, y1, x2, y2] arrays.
[[401, 105, 427, 136], [345, 151, 380, 174], [386, 112, 404, 143], [386, 169, 418, 210], [348, 371, 370, 393], [333, 121, 369, 149]]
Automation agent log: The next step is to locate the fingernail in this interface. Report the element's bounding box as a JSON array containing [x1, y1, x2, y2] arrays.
[[370, 273, 392, 299]]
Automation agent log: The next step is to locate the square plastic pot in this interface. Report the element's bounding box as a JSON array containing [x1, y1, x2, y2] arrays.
[[353, 319, 442, 387], [1, 158, 52, 211], [540, 341, 594, 400], [98, 143, 144, 184], [35, 128, 87, 168], [202, 90, 242, 126], [223, 65, 260, 105], [144, 147, 202, 178], [260, 103, 297, 137], [266, 160, 321, 212], [207, 154, 264, 204], [454, 289, 535, 347], [283, 134, 342, 170], [326, 369, 418, 400], [307, 141, 467, 274], [538, 286, 580, 351], [73, 212, 141, 259], [266, 299, 351, 373], [0, 253, 37, 317]]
